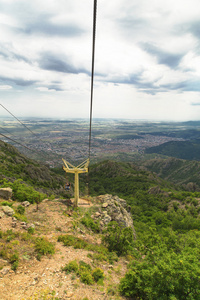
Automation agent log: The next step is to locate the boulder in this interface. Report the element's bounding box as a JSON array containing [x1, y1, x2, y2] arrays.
[[2, 206, 14, 216], [0, 211, 5, 218], [0, 188, 12, 200], [22, 201, 30, 207], [93, 194, 136, 237]]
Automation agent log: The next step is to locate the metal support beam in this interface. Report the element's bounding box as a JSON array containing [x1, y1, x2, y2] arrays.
[[62, 159, 89, 207]]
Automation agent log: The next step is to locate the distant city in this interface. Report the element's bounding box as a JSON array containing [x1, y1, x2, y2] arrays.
[[0, 118, 195, 167]]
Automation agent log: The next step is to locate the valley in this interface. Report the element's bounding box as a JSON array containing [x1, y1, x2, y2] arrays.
[[0, 118, 191, 167]]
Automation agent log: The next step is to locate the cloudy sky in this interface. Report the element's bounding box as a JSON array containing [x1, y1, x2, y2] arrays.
[[0, 0, 200, 121]]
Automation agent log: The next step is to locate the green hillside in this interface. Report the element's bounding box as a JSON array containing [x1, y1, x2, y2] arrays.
[[145, 139, 200, 160], [0, 140, 65, 194], [87, 160, 173, 197], [141, 157, 200, 189], [1, 141, 200, 299]]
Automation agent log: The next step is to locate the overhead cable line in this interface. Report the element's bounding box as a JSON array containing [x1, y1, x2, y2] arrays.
[[0, 103, 54, 154], [0, 131, 52, 163], [0, 125, 18, 138], [88, 0, 97, 159], [0, 132, 32, 151], [0, 103, 38, 138]]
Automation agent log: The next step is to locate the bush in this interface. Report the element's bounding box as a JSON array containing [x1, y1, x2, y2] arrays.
[[35, 237, 55, 257], [81, 215, 100, 233], [16, 205, 25, 215], [102, 221, 134, 256], [27, 227, 35, 234], [62, 260, 79, 274], [10, 252, 19, 271], [80, 271, 94, 285], [119, 248, 200, 300], [92, 268, 104, 282], [1, 201, 13, 207]]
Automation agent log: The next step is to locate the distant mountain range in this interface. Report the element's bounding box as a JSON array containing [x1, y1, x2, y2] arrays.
[[145, 139, 200, 161]]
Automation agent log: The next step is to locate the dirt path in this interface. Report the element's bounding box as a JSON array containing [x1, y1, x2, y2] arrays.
[[0, 199, 127, 300]]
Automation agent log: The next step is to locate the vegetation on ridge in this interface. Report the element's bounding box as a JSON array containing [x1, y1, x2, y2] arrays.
[[1, 141, 200, 299]]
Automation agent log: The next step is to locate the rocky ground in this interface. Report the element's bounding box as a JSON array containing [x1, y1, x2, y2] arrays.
[[0, 195, 129, 300]]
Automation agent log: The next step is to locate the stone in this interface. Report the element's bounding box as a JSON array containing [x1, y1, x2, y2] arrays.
[[0, 188, 12, 200], [94, 194, 136, 238], [20, 222, 27, 225], [103, 214, 112, 224], [0, 267, 10, 276], [22, 201, 30, 207], [27, 224, 35, 229], [95, 212, 101, 217], [0, 211, 5, 218], [2, 206, 14, 216], [65, 291, 73, 298]]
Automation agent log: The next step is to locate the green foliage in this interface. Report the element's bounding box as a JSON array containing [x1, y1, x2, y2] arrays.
[[62, 260, 93, 284], [62, 260, 79, 274], [0, 140, 65, 192], [92, 268, 104, 282], [27, 227, 35, 234], [0, 179, 47, 204], [102, 221, 134, 256], [80, 271, 94, 285], [16, 205, 25, 215], [34, 237, 55, 258], [62, 260, 104, 286], [86, 160, 162, 197], [80, 214, 100, 232], [1, 201, 13, 207], [13, 212, 27, 222], [58, 234, 88, 249], [119, 247, 200, 299]]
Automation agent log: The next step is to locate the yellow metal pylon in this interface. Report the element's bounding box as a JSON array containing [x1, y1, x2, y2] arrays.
[[62, 158, 89, 207]]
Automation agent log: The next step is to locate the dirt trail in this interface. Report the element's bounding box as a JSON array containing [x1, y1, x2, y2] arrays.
[[0, 199, 127, 300]]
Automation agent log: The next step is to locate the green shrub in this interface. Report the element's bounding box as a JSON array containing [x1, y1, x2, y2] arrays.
[[10, 252, 19, 271], [119, 247, 200, 300], [13, 213, 27, 222], [62, 260, 79, 274], [102, 221, 134, 256], [1, 201, 13, 207], [35, 237, 55, 257], [16, 205, 25, 215], [79, 261, 92, 271], [10, 252, 19, 264], [11, 260, 19, 271], [92, 268, 104, 282], [80, 271, 94, 285], [81, 215, 100, 233], [58, 235, 88, 249], [27, 227, 35, 234]]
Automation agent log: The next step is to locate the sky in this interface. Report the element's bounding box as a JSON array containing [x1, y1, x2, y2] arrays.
[[1, 0, 200, 121]]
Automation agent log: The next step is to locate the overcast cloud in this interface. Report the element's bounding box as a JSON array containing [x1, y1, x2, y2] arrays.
[[0, 0, 200, 121]]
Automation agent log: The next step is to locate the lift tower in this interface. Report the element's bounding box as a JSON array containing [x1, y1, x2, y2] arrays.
[[62, 158, 89, 207]]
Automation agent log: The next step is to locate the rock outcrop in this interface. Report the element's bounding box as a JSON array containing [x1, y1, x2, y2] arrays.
[[0, 188, 12, 200], [2, 205, 14, 216], [92, 194, 136, 237]]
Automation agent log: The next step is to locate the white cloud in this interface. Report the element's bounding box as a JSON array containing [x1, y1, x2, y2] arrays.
[[0, 85, 12, 90], [0, 0, 200, 120]]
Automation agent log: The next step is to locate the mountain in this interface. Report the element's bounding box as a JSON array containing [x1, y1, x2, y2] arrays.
[[145, 139, 200, 160], [140, 156, 200, 190], [1, 141, 200, 299], [87, 159, 174, 197], [0, 140, 65, 194]]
